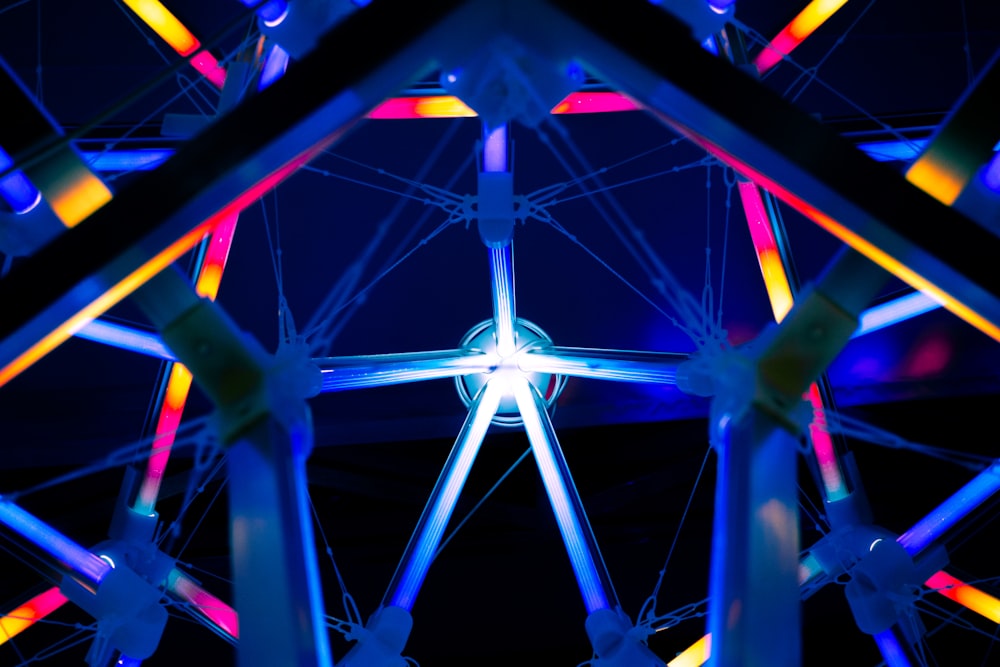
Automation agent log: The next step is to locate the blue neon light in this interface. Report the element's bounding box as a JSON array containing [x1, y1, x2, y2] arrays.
[[240, 0, 288, 26], [483, 125, 507, 174], [855, 138, 927, 163], [82, 149, 173, 172], [513, 377, 609, 613], [0, 500, 111, 586], [389, 382, 501, 610], [897, 461, 1000, 556], [258, 43, 290, 91], [75, 319, 176, 361], [490, 246, 516, 355], [983, 151, 1000, 193], [873, 629, 913, 667], [0, 146, 42, 214], [853, 291, 941, 337]]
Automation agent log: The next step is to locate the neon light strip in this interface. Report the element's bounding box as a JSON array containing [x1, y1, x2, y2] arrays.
[[855, 139, 927, 163], [258, 43, 290, 91], [806, 383, 846, 500], [754, 0, 851, 74], [387, 381, 502, 610], [739, 180, 847, 500], [0, 146, 42, 214], [238, 0, 289, 26], [925, 571, 1000, 623], [853, 291, 941, 337], [121, 0, 227, 89], [75, 320, 175, 360], [897, 460, 1000, 556], [82, 150, 173, 172], [116, 655, 141, 667], [798, 552, 823, 585], [873, 628, 913, 667], [490, 245, 517, 357], [317, 350, 495, 392], [513, 376, 611, 614], [517, 348, 684, 383], [134, 213, 239, 514], [984, 151, 1000, 193], [550, 91, 641, 115], [367, 95, 476, 119], [167, 569, 239, 639], [483, 124, 507, 173], [0, 501, 111, 586], [666, 633, 711, 667], [0, 587, 68, 646], [738, 180, 793, 321]]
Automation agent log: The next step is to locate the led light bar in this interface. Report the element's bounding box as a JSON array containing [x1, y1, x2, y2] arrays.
[[167, 569, 239, 639], [517, 347, 685, 383], [667, 633, 711, 667], [897, 460, 1000, 556], [873, 628, 913, 667], [387, 381, 502, 611], [513, 376, 613, 614], [82, 149, 173, 172], [135, 213, 240, 514], [75, 319, 175, 360], [806, 383, 846, 501], [0, 501, 111, 587], [121, 0, 227, 89], [754, 0, 851, 74], [0, 146, 42, 214], [925, 571, 1000, 623], [0, 587, 69, 646], [318, 350, 495, 392], [490, 245, 517, 356], [258, 43, 290, 91], [853, 291, 941, 337]]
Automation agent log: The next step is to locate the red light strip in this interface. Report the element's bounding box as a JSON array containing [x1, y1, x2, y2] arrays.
[[754, 0, 851, 74], [0, 587, 69, 646]]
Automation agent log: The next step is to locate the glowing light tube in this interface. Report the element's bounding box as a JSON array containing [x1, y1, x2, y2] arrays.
[[490, 245, 517, 357], [258, 43, 290, 91], [853, 291, 941, 337], [739, 180, 793, 321], [366, 92, 642, 120], [855, 139, 927, 163], [386, 381, 502, 611], [667, 633, 710, 667], [122, 0, 227, 89], [897, 460, 1000, 556], [318, 349, 495, 392], [116, 655, 142, 667], [167, 569, 239, 640], [551, 91, 642, 115], [0, 146, 42, 214], [238, 0, 289, 25], [873, 628, 914, 667], [518, 347, 685, 383], [754, 0, 851, 74], [134, 213, 240, 515], [0, 587, 68, 646], [513, 375, 614, 614], [925, 571, 1000, 623], [82, 149, 173, 172], [75, 319, 176, 361], [483, 123, 507, 173], [740, 180, 847, 501], [0, 500, 111, 587]]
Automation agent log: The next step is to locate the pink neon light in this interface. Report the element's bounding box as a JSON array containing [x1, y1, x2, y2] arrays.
[[135, 212, 241, 514], [739, 181, 846, 500], [551, 92, 642, 114], [169, 572, 239, 639], [806, 383, 846, 500], [925, 571, 1000, 623], [189, 50, 228, 90], [0, 587, 69, 645], [367, 91, 643, 120]]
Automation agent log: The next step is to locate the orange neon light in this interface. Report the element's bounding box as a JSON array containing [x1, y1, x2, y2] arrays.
[[755, 0, 850, 73], [667, 633, 711, 667], [905, 155, 967, 206], [738, 181, 794, 321], [0, 587, 69, 645], [926, 571, 1000, 623], [123, 0, 200, 55], [47, 170, 113, 228]]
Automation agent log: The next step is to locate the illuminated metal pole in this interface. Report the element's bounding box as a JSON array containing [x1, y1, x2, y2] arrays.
[[383, 381, 503, 611], [481, 123, 517, 357], [512, 376, 616, 614]]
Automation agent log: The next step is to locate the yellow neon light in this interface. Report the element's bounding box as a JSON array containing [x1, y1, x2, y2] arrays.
[[47, 169, 113, 228], [926, 571, 1000, 623], [413, 95, 476, 118], [0, 587, 69, 645], [905, 156, 967, 206], [122, 0, 201, 56], [667, 633, 711, 667], [807, 208, 1000, 342], [758, 250, 795, 322], [787, 0, 849, 40]]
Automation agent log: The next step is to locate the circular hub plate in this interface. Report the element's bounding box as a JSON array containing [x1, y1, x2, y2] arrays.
[[455, 319, 566, 426]]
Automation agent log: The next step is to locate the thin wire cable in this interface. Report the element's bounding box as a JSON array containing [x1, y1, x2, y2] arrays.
[[639, 443, 712, 625], [308, 492, 361, 627], [433, 447, 532, 560], [0, 0, 33, 17]]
